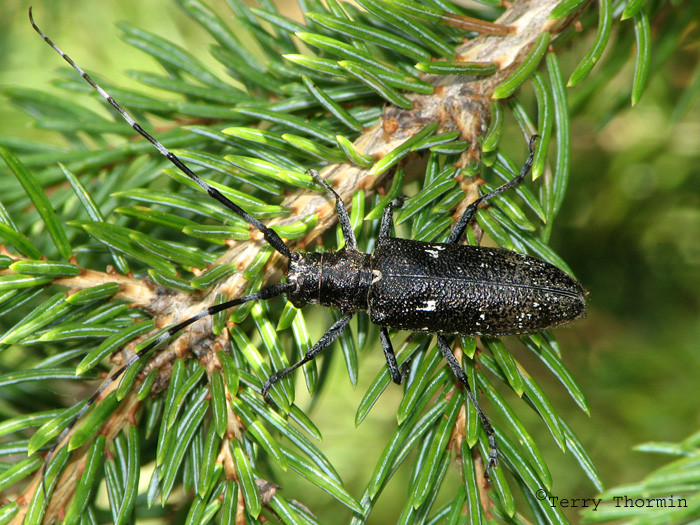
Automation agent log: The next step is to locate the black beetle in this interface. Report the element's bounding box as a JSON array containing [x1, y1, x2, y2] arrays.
[[30, 8, 585, 478], [263, 140, 585, 471]]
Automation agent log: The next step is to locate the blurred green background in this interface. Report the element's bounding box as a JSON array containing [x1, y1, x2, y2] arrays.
[[2, 0, 700, 522]]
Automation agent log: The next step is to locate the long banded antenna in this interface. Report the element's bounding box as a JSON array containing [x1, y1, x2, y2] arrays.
[[28, 7, 292, 260], [40, 281, 294, 496]]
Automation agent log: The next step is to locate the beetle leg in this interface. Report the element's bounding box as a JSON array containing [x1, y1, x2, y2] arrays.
[[448, 135, 538, 244], [262, 312, 354, 399], [379, 327, 411, 384], [436, 335, 498, 476], [377, 195, 406, 242], [309, 169, 358, 251]]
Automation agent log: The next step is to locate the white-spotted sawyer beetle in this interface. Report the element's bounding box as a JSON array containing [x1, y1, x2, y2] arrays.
[[30, 7, 586, 489]]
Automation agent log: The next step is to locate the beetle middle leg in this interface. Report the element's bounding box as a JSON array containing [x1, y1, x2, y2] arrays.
[[379, 327, 411, 384], [376, 196, 413, 384], [377, 195, 406, 242]]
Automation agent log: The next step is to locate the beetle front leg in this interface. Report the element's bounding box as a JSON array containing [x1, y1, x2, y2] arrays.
[[309, 169, 358, 251], [378, 195, 406, 242], [262, 312, 354, 399], [380, 327, 411, 384], [436, 335, 498, 476]]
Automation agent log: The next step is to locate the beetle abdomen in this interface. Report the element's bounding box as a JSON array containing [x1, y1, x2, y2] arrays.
[[368, 238, 586, 335]]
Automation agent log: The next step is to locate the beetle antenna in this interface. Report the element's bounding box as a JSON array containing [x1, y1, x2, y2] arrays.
[[40, 281, 294, 498], [28, 7, 292, 260]]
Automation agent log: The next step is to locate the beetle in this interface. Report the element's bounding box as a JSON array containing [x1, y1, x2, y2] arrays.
[[30, 7, 585, 479], [267, 140, 585, 471]]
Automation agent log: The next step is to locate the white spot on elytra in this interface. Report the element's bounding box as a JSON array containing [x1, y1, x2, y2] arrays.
[[372, 270, 382, 284], [417, 300, 437, 312], [425, 249, 439, 258]]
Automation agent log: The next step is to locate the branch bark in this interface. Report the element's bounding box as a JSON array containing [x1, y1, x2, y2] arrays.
[[22, 1, 589, 521]]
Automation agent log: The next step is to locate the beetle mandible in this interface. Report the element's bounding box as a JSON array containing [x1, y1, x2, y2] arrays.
[[30, 9, 586, 477]]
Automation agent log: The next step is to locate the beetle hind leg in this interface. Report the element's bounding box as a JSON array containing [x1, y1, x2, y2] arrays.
[[436, 335, 498, 477], [448, 135, 538, 244]]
